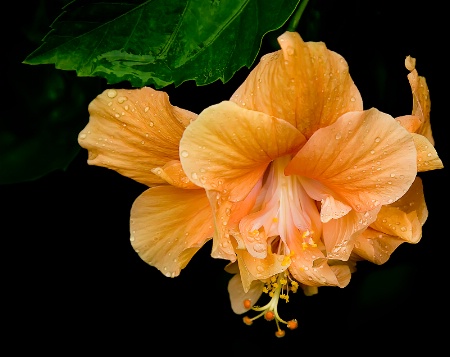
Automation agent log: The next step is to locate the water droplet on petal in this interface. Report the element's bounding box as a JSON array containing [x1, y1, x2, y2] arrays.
[[181, 150, 189, 158], [107, 89, 117, 98]]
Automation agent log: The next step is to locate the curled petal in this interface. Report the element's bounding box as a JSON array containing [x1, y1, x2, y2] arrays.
[[323, 208, 379, 261], [151, 160, 199, 189], [180, 101, 306, 202], [130, 186, 213, 277], [78, 87, 196, 186], [286, 108, 417, 212], [287, 238, 346, 287], [353, 228, 410, 265], [231, 31, 363, 138], [235, 247, 289, 293], [412, 133, 444, 172], [405, 56, 434, 145], [390, 177, 428, 225]]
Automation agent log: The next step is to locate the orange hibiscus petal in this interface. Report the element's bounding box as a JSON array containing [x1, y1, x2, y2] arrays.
[[396, 114, 422, 133], [151, 160, 199, 189], [390, 177, 428, 225], [180, 101, 306, 202], [235, 248, 289, 293], [287, 239, 346, 287], [78, 87, 196, 186], [353, 228, 408, 265], [231, 31, 363, 138], [323, 208, 379, 261], [130, 186, 213, 277], [405, 56, 434, 145], [286, 108, 417, 212], [412, 133, 444, 172]]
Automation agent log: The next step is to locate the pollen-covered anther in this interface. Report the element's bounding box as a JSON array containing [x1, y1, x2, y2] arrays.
[[243, 299, 252, 309], [243, 316, 253, 325], [275, 329, 286, 338], [301, 230, 317, 249]]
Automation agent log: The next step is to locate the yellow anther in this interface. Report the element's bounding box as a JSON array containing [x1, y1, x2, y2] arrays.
[[291, 281, 299, 288], [280, 278, 287, 285], [250, 229, 260, 237], [271, 276, 277, 283], [272, 217, 279, 223]]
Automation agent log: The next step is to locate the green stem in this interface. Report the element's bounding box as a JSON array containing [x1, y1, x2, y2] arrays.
[[287, 0, 310, 32]]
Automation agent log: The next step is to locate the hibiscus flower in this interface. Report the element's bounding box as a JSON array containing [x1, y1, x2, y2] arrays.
[[78, 31, 442, 337]]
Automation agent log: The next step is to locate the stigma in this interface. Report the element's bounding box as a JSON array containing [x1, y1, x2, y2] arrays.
[[242, 272, 299, 337]]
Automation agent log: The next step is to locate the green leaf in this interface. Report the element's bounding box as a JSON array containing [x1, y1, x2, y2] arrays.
[[23, 0, 301, 88]]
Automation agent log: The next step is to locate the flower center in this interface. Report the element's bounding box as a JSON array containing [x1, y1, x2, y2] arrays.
[[242, 272, 299, 337], [240, 155, 319, 258]]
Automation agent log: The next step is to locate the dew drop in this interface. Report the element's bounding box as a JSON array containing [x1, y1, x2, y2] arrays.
[[79, 133, 87, 140], [191, 172, 198, 180], [181, 150, 189, 158], [375, 137, 381, 143], [253, 243, 265, 253], [335, 133, 342, 140], [117, 96, 127, 103], [107, 89, 117, 98]]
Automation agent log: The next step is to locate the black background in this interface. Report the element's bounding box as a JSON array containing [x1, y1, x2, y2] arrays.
[[3, 0, 448, 353]]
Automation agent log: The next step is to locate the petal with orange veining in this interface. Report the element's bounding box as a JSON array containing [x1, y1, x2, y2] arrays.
[[130, 186, 213, 277], [286, 108, 417, 212], [180, 101, 306, 202], [78, 87, 196, 187], [231, 31, 363, 138]]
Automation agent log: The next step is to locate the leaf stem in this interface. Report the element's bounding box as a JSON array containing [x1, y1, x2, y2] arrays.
[[287, 0, 310, 32]]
